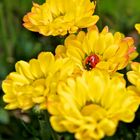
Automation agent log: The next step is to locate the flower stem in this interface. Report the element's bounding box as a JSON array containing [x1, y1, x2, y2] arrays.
[[38, 111, 58, 140]]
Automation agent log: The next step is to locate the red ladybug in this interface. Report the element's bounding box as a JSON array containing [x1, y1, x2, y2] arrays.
[[85, 54, 99, 70]]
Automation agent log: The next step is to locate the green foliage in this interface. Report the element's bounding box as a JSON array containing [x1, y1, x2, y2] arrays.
[[97, 0, 140, 33], [0, 0, 60, 79], [0, 0, 140, 140], [0, 107, 9, 124]]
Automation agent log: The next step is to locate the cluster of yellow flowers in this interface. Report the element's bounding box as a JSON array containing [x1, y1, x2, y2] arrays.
[[2, 0, 140, 140]]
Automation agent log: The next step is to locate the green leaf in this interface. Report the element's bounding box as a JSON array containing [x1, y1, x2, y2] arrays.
[[0, 108, 10, 124]]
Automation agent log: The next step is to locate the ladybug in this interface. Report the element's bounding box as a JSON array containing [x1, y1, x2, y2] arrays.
[[84, 54, 99, 70]]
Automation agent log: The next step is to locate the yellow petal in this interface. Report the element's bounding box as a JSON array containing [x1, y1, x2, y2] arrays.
[[135, 23, 140, 34], [38, 52, 55, 75], [50, 116, 66, 132], [16, 61, 34, 80], [29, 59, 44, 78]]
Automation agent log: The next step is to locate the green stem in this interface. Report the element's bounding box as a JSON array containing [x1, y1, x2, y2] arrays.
[[38, 111, 58, 140], [95, 0, 103, 30], [4, 0, 17, 46], [0, 3, 9, 57]]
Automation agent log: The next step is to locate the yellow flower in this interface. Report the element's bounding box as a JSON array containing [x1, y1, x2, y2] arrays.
[[48, 69, 139, 140], [23, 0, 99, 36], [55, 26, 138, 73], [127, 62, 140, 95], [2, 52, 75, 110], [135, 23, 140, 34]]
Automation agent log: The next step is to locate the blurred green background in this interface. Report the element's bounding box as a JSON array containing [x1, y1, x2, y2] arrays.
[[0, 0, 140, 140]]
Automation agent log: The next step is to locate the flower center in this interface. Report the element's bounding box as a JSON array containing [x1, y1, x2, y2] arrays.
[[84, 54, 100, 70], [81, 104, 106, 119]]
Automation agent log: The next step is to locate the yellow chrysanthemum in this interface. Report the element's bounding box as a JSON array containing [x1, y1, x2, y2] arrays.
[[48, 69, 139, 140], [127, 62, 140, 95], [23, 0, 99, 36], [55, 26, 138, 73], [2, 52, 75, 110], [135, 23, 140, 34]]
